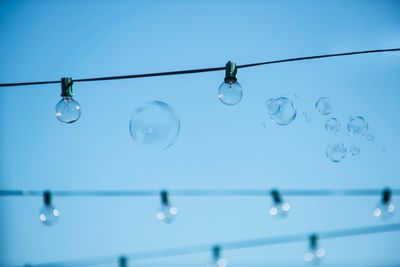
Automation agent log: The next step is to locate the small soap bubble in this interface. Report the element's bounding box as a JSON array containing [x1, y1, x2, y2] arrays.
[[265, 97, 297, 126], [350, 146, 360, 156], [325, 117, 340, 133], [302, 112, 311, 122], [347, 116, 368, 136], [326, 143, 347, 162], [366, 134, 375, 142], [315, 97, 332, 115]]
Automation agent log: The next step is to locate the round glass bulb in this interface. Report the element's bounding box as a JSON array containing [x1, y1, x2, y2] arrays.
[[156, 204, 178, 224], [304, 247, 325, 264], [129, 101, 180, 151], [55, 96, 81, 123], [218, 82, 243, 105], [266, 97, 297, 125], [373, 202, 396, 219], [39, 205, 59, 226], [269, 202, 290, 217]]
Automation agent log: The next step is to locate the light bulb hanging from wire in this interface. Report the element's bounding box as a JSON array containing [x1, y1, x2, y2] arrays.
[[218, 61, 243, 105], [269, 189, 290, 217], [373, 188, 396, 218], [39, 190, 60, 226], [156, 190, 178, 224], [55, 77, 81, 123], [304, 234, 326, 264], [206, 245, 228, 267]]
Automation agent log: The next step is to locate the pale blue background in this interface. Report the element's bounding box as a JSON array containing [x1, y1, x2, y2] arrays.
[[1, 0, 400, 266]]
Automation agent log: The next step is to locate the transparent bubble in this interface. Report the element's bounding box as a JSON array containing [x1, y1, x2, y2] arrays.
[[218, 82, 243, 105], [39, 205, 59, 226], [55, 97, 81, 123], [326, 143, 347, 162], [156, 204, 178, 224], [129, 101, 180, 151], [347, 116, 368, 136], [266, 97, 297, 126], [325, 117, 340, 133], [349, 146, 360, 156], [366, 134, 375, 141], [315, 97, 332, 115]]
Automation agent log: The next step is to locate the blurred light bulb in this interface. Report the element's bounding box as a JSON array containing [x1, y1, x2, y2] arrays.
[[39, 191, 59, 226], [374, 188, 396, 219], [156, 191, 177, 224], [218, 61, 242, 106], [269, 190, 290, 217], [207, 246, 228, 267], [56, 77, 81, 124], [304, 234, 325, 264]]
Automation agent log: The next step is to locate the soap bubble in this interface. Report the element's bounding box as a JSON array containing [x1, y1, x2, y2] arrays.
[[129, 101, 180, 151], [347, 116, 368, 136], [325, 117, 340, 133], [315, 97, 332, 115], [265, 97, 297, 126], [326, 143, 347, 162], [350, 146, 360, 156]]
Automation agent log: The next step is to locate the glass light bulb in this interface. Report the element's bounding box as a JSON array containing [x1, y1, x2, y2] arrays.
[[39, 205, 60, 226], [373, 202, 396, 219], [206, 258, 228, 267], [269, 202, 290, 217], [55, 96, 81, 123], [156, 204, 178, 224], [218, 82, 243, 105], [130, 101, 180, 151], [266, 97, 297, 125], [304, 247, 326, 264]]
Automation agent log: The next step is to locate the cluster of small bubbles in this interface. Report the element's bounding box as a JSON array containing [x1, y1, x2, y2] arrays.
[[302, 112, 311, 122], [315, 97, 332, 115], [266, 97, 297, 126], [349, 146, 360, 156], [325, 117, 340, 133], [326, 142, 347, 163], [347, 116, 368, 136], [366, 134, 375, 142]]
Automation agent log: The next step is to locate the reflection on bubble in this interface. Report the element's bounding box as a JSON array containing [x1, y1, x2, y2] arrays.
[[265, 97, 297, 126], [350, 146, 360, 156], [326, 143, 347, 162], [347, 116, 368, 136], [129, 101, 180, 151], [366, 134, 375, 141], [315, 97, 332, 115], [325, 117, 340, 133]]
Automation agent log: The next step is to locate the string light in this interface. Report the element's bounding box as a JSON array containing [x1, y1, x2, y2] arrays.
[[55, 78, 81, 124], [156, 190, 178, 224], [39, 191, 60, 226], [269, 189, 290, 217], [206, 245, 228, 267], [304, 234, 326, 264], [218, 61, 242, 106], [373, 188, 396, 219]]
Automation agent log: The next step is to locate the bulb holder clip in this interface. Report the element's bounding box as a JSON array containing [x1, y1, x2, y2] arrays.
[[224, 61, 237, 84], [61, 77, 74, 97], [43, 190, 52, 206], [309, 234, 318, 249], [160, 190, 169, 206], [212, 245, 221, 260], [382, 188, 392, 204], [270, 189, 282, 204], [119, 256, 128, 267]]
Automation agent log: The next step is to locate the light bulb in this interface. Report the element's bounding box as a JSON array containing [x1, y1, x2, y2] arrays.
[[269, 190, 290, 217], [39, 191, 59, 226], [374, 188, 396, 219], [55, 96, 81, 123], [130, 101, 180, 151], [304, 234, 325, 264], [156, 190, 177, 224], [56, 77, 81, 124], [218, 61, 242, 106]]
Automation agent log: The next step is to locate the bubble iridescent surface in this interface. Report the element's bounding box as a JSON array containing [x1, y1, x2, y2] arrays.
[[326, 142, 347, 162], [315, 97, 332, 115], [129, 101, 180, 151], [218, 82, 243, 105], [347, 116, 368, 136], [266, 97, 297, 126], [350, 146, 360, 156], [325, 117, 340, 133]]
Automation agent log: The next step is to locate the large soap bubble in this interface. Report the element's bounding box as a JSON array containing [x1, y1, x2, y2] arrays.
[[326, 142, 347, 162], [347, 116, 368, 136], [315, 97, 332, 115], [129, 101, 180, 151], [265, 97, 297, 126]]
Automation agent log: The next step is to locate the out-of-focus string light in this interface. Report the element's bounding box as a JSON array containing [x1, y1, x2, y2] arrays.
[[373, 188, 396, 219], [269, 189, 290, 217], [156, 190, 178, 224], [217, 61, 243, 106], [304, 234, 326, 264], [39, 191, 60, 226], [206, 245, 228, 267], [55, 78, 81, 123]]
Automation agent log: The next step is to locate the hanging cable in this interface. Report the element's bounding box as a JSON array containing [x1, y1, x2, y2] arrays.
[[23, 223, 400, 267], [0, 48, 399, 88]]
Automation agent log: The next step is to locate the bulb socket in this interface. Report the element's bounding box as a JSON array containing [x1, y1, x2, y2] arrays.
[[160, 190, 169, 206], [119, 256, 128, 267], [212, 245, 221, 260], [224, 61, 238, 84], [61, 77, 74, 97], [382, 188, 392, 204], [270, 189, 282, 204], [309, 234, 318, 250], [43, 190, 52, 206]]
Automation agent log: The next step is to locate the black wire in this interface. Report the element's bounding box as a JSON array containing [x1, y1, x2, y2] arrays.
[[1, 188, 399, 197], [0, 48, 399, 87], [28, 223, 400, 267]]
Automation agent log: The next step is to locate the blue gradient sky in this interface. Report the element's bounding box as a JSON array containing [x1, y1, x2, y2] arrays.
[[1, 0, 400, 266]]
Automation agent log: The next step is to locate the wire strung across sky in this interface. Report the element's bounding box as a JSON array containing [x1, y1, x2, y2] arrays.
[[0, 48, 399, 87], [1, 188, 400, 197], [24, 223, 400, 267]]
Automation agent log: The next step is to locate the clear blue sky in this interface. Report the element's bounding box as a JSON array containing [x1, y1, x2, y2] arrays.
[[0, 0, 400, 266]]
